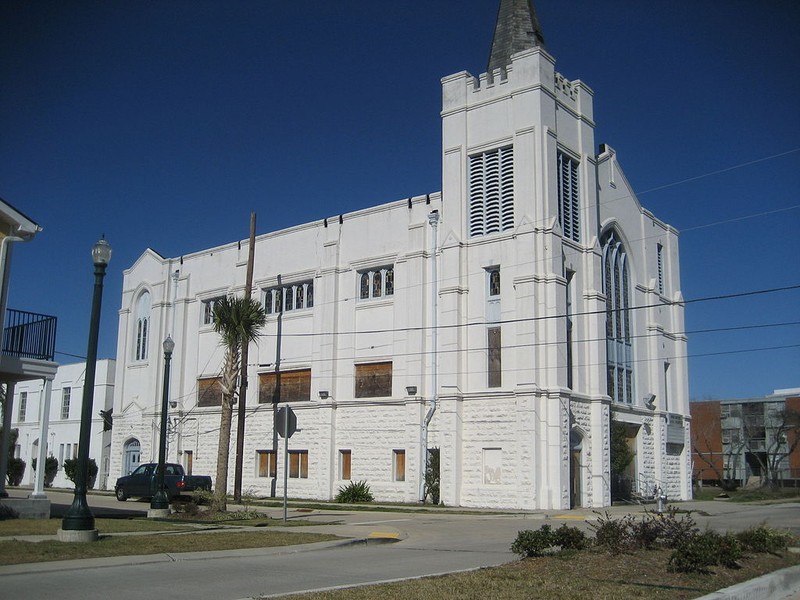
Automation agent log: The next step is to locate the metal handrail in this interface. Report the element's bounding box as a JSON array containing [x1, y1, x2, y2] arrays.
[[2, 308, 57, 361]]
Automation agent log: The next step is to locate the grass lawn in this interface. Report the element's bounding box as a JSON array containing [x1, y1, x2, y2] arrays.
[[0, 517, 191, 536], [0, 529, 339, 566], [273, 547, 800, 600], [693, 486, 800, 503], [0, 513, 339, 566]]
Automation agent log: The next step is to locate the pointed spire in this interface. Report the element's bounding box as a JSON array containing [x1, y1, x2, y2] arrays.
[[487, 0, 545, 72]]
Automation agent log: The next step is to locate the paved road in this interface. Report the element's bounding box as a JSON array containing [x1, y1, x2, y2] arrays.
[[3, 489, 799, 600]]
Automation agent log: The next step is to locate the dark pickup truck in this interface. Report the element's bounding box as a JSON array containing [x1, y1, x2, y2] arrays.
[[114, 462, 212, 501]]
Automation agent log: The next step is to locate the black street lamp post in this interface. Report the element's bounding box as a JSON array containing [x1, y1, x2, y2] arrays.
[[150, 336, 174, 512], [60, 237, 111, 541]]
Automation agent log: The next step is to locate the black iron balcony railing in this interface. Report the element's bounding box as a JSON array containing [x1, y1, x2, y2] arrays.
[[2, 309, 57, 361]]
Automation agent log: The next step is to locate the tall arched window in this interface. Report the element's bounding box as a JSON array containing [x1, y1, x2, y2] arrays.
[[134, 291, 151, 361], [601, 230, 633, 403]]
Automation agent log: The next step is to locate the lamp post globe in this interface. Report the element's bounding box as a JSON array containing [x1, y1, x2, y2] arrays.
[[59, 237, 111, 541], [150, 336, 175, 513]]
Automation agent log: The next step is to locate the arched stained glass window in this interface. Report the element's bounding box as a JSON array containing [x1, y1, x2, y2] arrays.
[[134, 291, 151, 361], [372, 271, 383, 298], [601, 229, 633, 404], [360, 273, 370, 299]]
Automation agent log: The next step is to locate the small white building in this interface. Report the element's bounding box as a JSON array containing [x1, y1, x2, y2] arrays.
[[109, 0, 691, 509], [10, 360, 115, 490]]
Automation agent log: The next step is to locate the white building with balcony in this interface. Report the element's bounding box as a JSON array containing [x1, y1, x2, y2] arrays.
[[0, 197, 59, 503], [9, 360, 116, 490], [108, 0, 690, 509]]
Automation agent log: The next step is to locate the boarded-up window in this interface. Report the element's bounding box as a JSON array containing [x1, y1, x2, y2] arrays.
[[289, 450, 308, 478], [257, 450, 276, 478], [339, 449, 351, 480], [393, 449, 406, 481], [355, 362, 392, 398], [258, 369, 311, 404], [488, 327, 501, 388], [198, 377, 224, 407]]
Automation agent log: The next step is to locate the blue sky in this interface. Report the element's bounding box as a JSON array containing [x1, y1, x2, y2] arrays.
[[1, 1, 798, 400]]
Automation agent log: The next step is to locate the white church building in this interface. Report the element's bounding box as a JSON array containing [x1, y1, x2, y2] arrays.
[[109, 0, 691, 510]]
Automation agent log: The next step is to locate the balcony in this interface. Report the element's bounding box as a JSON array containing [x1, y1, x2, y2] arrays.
[[2, 309, 57, 361]]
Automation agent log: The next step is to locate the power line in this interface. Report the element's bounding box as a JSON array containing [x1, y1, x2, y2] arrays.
[[637, 148, 800, 196]]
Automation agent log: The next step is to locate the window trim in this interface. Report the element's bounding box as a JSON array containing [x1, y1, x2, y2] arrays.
[[469, 145, 515, 237], [258, 369, 312, 404], [197, 376, 224, 407], [354, 361, 393, 398], [264, 280, 314, 315], [201, 296, 225, 326], [339, 449, 352, 480], [487, 327, 502, 389], [357, 267, 394, 301], [288, 450, 309, 479], [133, 290, 151, 362], [61, 387, 71, 420], [393, 449, 406, 482], [256, 449, 277, 478], [602, 229, 634, 404], [18, 391, 27, 422], [558, 151, 580, 243]]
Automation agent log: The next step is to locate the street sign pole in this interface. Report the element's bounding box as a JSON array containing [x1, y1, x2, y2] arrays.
[[283, 406, 289, 522], [276, 405, 297, 523]]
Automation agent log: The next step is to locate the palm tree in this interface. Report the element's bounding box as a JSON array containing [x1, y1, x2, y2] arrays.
[[212, 295, 266, 511]]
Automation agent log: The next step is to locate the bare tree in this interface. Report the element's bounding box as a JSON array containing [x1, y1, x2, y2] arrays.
[[692, 418, 743, 492], [762, 407, 800, 488]]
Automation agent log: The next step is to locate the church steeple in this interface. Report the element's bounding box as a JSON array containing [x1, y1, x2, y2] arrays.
[[487, 0, 545, 72]]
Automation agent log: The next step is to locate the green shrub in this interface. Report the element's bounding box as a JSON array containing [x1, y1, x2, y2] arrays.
[[192, 488, 214, 506], [2, 428, 26, 486], [553, 523, 588, 550], [63, 458, 99, 489], [736, 525, 792, 554], [512, 525, 554, 557], [629, 513, 662, 549], [591, 512, 635, 553], [335, 480, 374, 503], [668, 530, 742, 573], [651, 507, 699, 549], [31, 456, 59, 487], [6, 457, 25, 486]]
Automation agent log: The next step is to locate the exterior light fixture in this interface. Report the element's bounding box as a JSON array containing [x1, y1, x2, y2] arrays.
[[150, 335, 175, 514], [318, 390, 329, 400], [60, 237, 112, 541], [406, 385, 418, 396]]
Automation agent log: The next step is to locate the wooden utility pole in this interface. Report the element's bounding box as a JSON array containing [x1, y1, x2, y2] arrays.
[[233, 212, 256, 503]]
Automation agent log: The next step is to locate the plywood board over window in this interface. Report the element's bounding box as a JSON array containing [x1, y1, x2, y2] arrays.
[[197, 377, 224, 407], [258, 369, 311, 404], [488, 327, 502, 388], [355, 362, 392, 398]]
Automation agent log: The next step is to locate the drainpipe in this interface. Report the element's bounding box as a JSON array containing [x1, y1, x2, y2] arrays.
[[420, 210, 440, 502]]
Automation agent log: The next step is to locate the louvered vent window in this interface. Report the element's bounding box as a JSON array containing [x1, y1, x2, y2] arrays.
[[469, 146, 514, 237], [558, 152, 580, 242]]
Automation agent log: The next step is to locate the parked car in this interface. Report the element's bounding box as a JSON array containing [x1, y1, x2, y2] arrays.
[[114, 462, 212, 501]]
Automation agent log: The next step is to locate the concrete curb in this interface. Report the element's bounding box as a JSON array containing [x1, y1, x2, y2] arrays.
[[0, 536, 374, 576], [695, 564, 800, 600]]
